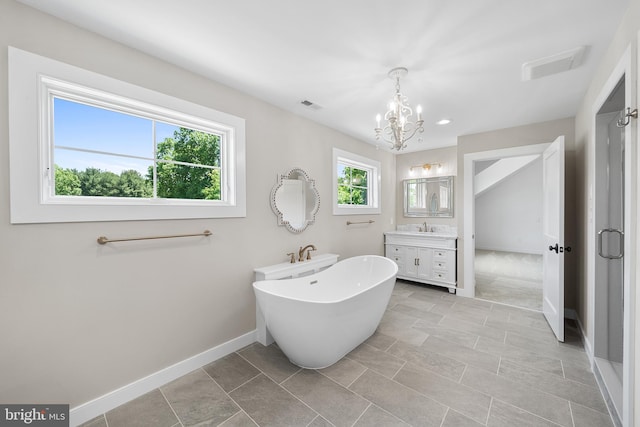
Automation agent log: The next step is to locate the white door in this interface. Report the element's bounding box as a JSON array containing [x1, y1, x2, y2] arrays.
[[542, 136, 565, 342]]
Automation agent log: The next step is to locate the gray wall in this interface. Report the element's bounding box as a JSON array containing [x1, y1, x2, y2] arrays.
[[0, 0, 395, 407], [475, 157, 543, 254]]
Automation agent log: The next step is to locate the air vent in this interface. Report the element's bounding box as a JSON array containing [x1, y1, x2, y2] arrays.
[[522, 46, 586, 81], [300, 99, 322, 110]]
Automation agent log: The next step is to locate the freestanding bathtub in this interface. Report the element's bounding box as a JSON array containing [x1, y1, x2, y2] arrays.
[[252, 255, 398, 369]]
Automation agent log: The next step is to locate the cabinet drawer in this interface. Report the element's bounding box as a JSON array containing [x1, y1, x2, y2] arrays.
[[390, 255, 404, 266], [433, 260, 447, 270], [433, 250, 449, 259], [386, 245, 405, 256], [431, 270, 455, 283], [385, 245, 404, 268], [432, 270, 448, 281]]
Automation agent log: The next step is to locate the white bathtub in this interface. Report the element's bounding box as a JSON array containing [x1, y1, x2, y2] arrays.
[[252, 255, 398, 369]]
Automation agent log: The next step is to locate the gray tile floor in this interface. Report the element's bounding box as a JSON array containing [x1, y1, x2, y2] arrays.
[[80, 280, 612, 427]]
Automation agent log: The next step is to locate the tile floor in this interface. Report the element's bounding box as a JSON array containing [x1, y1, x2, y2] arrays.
[[474, 249, 543, 311], [80, 280, 612, 427]]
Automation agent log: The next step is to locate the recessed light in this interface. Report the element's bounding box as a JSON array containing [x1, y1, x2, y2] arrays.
[[436, 119, 451, 125]]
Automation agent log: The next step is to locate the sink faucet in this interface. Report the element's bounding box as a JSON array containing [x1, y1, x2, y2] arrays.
[[299, 244, 317, 261]]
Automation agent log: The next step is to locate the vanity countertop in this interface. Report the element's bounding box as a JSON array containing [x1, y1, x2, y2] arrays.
[[254, 253, 339, 281], [384, 231, 458, 239]]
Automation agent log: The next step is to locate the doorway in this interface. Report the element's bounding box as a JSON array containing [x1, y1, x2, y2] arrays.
[[593, 75, 626, 425], [473, 156, 543, 310], [463, 139, 566, 340], [462, 142, 550, 305], [587, 42, 638, 426]]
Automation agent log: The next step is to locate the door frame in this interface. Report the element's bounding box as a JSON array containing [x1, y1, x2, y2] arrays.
[[588, 43, 636, 427], [461, 142, 550, 299]]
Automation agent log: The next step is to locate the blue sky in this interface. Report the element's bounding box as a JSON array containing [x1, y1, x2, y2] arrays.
[[53, 97, 178, 175]]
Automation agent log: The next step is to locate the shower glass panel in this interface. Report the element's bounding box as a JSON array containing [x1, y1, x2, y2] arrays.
[[603, 110, 625, 383], [593, 75, 625, 423]]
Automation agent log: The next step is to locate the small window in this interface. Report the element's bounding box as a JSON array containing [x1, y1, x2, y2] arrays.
[[337, 163, 369, 206], [332, 148, 381, 215], [9, 47, 246, 223]]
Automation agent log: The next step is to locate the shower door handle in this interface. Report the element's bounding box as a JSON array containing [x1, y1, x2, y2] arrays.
[[597, 228, 624, 259]]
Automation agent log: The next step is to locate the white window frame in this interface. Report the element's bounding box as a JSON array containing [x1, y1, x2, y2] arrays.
[[332, 148, 381, 215], [8, 47, 246, 223]]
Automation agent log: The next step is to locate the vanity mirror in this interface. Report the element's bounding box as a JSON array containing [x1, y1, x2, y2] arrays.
[[270, 168, 320, 233], [404, 176, 454, 217]]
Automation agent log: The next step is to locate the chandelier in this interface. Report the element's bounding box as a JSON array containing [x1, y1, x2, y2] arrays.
[[374, 67, 424, 151]]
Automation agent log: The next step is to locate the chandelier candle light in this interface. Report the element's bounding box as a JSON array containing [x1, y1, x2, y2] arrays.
[[375, 67, 424, 151]]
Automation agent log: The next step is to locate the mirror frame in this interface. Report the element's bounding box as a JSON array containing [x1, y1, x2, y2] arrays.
[[270, 167, 320, 233], [403, 176, 454, 218]]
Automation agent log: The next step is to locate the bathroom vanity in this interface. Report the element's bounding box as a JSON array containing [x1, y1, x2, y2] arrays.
[[254, 253, 338, 281], [384, 231, 457, 292]]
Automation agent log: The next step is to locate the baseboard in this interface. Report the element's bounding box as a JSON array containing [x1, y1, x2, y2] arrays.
[[474, 246, 543, 256], [69, 330, 257, 426], [455, 286, 474, 298], [575, 314, 594, 365], [564, 309, 596, 366]]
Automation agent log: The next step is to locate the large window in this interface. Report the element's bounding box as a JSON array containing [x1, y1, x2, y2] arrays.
[[52, 97, 222, 201], [332, 148, 381, 215], [9, 47, 246, 223]]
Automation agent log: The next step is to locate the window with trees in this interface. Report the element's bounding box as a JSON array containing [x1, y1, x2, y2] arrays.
[[53, 98, 222, 201], [337, 163, 369, 205], [9, 47, 246, 223], [332, 148, 381, 215]]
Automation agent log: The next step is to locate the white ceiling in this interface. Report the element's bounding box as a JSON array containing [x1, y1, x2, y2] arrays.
[[17, 0, 630, 152]]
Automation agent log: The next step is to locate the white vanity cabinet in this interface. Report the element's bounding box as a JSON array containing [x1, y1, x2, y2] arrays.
[[385, 232, 457, 291]]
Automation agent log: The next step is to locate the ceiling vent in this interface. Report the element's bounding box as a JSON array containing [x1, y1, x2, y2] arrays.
[[522, 46, 586, 81], [300, 99, 322, 110]]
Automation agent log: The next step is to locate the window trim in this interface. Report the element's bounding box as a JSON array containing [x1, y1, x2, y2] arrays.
[[9, 47, 246, 223], [332, 148, 381, 215]]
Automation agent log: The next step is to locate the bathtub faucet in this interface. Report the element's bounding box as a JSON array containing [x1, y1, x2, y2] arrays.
[[299, 244, 317, 261]]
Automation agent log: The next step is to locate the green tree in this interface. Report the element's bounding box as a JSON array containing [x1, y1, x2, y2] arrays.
[[55, 166, 152, 198], [153, 127, 221, 200], [119, 169, 152, 198], [54, 165, 82, 196], [337, 166, 368, 205], [78, 167, 122, 197], [201, 169, 221, 200]]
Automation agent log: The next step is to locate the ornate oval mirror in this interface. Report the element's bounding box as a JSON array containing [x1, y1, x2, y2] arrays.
[[270, 168, 320, 233]]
